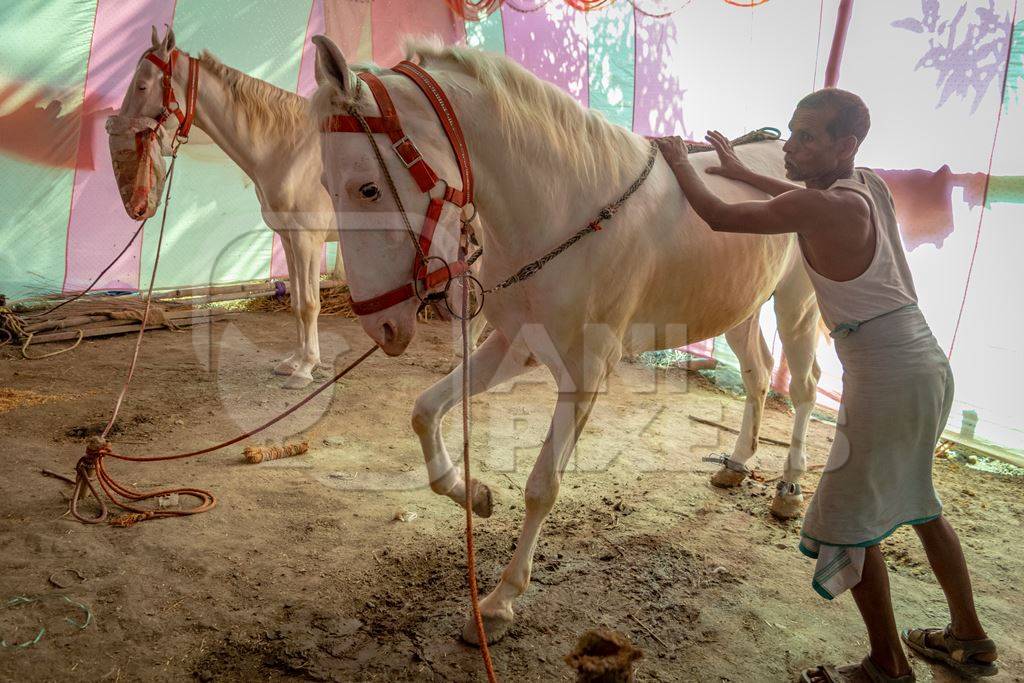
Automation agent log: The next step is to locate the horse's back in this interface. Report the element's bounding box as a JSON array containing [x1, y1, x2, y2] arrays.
[[618, 140, 797, 348]]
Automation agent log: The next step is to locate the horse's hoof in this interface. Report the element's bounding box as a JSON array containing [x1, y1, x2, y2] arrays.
[[770, 491, 804, 520], [470, 478, 494, 518], [710, 466, 746, 488], [461, 609, 513, 646], [282, 373, 314, 390], [274, 360, 299, 376]]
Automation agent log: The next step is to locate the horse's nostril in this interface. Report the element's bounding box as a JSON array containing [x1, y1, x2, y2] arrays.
[[381, 321, 397, 344]]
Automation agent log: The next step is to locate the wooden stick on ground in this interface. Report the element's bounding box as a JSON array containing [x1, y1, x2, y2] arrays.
[[627, 613, 670, 650], [688, 415, 792, 448]]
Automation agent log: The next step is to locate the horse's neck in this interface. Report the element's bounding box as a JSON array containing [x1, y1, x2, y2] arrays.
[[442, 76, 640, 267], [178, 63, 291, 185]]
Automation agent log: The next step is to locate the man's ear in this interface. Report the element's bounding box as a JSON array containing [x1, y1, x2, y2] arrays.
[[838, 135, 859, 163]]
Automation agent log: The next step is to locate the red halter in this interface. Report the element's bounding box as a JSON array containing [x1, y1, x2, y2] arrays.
[[124, 49, 200, 217], [320, 61, 475, 317], [145, 48, 199, 142]]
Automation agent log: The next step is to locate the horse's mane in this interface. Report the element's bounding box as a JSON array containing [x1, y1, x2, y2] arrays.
[[311, 38, 644, 184], [406, 39, 644, 184], [199, 51, 310, 141]]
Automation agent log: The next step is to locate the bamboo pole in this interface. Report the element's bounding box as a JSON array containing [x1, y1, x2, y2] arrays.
[[28, 313, 234, 345]]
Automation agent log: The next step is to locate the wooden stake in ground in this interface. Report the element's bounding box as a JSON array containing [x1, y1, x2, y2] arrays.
[[565, 628, 644, 682], [242, 441, 309, 464]]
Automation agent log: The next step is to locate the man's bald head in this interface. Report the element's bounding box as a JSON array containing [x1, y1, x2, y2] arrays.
[[796, 88, 871, 145]]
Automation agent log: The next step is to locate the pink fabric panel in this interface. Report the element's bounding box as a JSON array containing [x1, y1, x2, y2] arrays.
[[500, 3, 589, 106], [632, 7, 686, 136], [272, 0, 328, 280], [681, 340, 714, 359], [267, 241, 330, 287], [324, 0, 373, 58], [296, 0, 326, 97], [371, 0, 465, 67], [63, 0, 177, 293], [270, 235, 288, 279], [269, 237, 329, 280]]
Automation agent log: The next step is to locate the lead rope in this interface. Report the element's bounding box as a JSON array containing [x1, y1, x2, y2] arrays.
[[345, 87, 497, 680], [98, 140, 181, 442], [461, 238, 498, 682]]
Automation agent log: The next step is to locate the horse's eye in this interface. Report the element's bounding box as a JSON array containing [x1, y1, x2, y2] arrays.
[[359, 182, 381, 201], [138, 84, 148, 91]]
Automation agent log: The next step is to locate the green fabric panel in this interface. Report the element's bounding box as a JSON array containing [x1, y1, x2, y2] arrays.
[[1005, 21, 1023, 107], [587, 3, 634, 129], [140, 0, 313, 289], [464, 9, 505, 54], [0, 0, 97, 300], [0, 0, 96, 110], [985, 176, 1024, 206], [326, 242, 339, 274]]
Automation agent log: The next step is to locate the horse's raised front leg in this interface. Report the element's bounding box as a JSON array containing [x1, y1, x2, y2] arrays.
[[273, 231, 305, 377], [282, 230, 324, 389], [711, 314, 773, 488], [464, 349, 614, 645], [769, 268, 822, 519], [412, 329, 535, 516]]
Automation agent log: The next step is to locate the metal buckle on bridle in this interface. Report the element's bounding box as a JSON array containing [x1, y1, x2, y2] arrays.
[[391, 135, 422, 169]]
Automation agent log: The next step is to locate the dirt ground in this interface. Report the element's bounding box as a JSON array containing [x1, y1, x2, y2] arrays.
[[1, 312, 1021, 682]]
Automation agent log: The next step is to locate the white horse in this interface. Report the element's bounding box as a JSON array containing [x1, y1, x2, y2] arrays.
[[107, 27, 335, 388], [312, 37, 821, 643]]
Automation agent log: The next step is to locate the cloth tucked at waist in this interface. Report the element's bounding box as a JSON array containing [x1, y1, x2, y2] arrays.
[[799, 540, 865, 600]]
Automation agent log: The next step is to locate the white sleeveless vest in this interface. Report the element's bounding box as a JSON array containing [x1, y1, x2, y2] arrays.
[[801, 168, 918, 335]]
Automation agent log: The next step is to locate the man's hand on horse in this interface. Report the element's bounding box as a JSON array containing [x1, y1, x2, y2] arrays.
[[704, 130, 750, 182], [651, 135, 689, 166]]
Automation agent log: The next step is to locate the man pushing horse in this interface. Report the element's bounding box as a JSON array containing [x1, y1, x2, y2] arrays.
[[655, 89, 998, 682]]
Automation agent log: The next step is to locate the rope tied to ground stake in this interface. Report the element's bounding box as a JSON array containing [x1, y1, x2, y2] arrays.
[[68, 346, 378, 526]]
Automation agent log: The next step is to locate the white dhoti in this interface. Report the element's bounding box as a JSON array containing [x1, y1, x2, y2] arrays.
[[799, 304, 954, 599]]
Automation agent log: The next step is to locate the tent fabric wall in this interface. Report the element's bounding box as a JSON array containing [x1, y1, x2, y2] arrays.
[[0, 0, 1021, 450]]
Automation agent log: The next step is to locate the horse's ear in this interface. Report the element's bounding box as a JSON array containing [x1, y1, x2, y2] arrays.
[[313, 35, 354, 97], [151, 26, 160, 49], [163, 26, 176, 52]]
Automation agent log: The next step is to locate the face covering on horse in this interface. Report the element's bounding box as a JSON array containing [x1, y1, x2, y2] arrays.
[[106, 115, 169, 220]]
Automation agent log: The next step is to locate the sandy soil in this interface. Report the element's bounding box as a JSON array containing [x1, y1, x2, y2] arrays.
[[1, 312, 1021, 682]]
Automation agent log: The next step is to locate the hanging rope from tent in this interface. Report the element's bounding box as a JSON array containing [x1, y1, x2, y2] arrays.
[[446, 0, 693, 19]]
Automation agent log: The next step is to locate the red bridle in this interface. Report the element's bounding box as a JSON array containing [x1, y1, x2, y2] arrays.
[[113, 48, 200, 219], [320, 61, 475, 317], [145, 48, 199, 143]]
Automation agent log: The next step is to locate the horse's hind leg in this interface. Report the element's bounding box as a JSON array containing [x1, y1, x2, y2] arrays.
[[769, 264, 821, 519], [412, 329, 535, 516], [711, 313, 773, 487]]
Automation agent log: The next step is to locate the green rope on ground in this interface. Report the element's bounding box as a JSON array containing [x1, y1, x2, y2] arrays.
[[0, 595, 93, 649]]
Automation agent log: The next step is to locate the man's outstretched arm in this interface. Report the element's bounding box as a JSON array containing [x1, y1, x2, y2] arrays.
[[654, 135, 824, 236]]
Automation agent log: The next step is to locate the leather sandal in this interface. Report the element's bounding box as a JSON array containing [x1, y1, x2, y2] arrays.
[[800, 655, 915, 682], [902, 625, 998, 678]]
